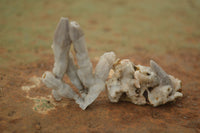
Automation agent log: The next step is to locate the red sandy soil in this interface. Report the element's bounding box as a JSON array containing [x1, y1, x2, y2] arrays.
[[0, 49, 199, 133]]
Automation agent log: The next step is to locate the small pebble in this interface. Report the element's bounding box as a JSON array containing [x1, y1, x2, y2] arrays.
[[152, 111, 160, 119], [8, 111, 16, 117], [35, 123, 41, 130], [176, 104, 183, 108], [192, 103, 197, 106]]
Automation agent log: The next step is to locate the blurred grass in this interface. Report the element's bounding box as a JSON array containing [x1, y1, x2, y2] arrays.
[[0, 0, 200, 68]]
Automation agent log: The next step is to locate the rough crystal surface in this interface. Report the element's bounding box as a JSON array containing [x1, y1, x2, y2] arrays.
[[42, 17, 183, 110], [106, 59, 183, 107]]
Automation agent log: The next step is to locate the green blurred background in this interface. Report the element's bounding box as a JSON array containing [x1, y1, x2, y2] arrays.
[[0, 0, 200, 68]]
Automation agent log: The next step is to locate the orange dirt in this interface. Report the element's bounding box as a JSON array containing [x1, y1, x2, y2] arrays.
[[0, 49, 199, 133]]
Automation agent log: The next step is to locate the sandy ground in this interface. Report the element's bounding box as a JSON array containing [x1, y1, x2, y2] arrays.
[[0, 49, 199, 133], [1, 0, 200, 132]]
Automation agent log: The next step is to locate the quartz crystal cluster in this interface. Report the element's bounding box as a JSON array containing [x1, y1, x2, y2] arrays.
[[42, 17, 183, 110]]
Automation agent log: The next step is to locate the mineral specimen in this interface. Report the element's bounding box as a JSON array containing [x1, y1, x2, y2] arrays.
[[106, 59, 183, 107], [42, 17, 183, 110], [42, 17, 116, 110]]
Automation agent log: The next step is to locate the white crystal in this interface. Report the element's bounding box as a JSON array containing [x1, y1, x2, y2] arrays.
[[42, 17, 183, 110], [106, 59, 183, 107]]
